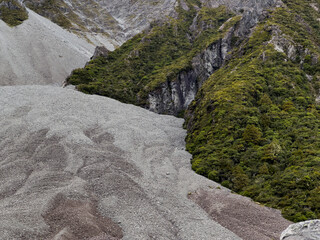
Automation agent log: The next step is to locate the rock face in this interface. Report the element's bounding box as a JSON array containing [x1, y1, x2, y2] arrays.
[[281, 220, 320, 240], [147, 1, 277, 115], [0, 0, 28, 26], [23, 0, 178, 46], [202, 0, 283, 12], [0, 85, 291, 239], [148, 27, 234, 114], [90, 46, 110, 60]]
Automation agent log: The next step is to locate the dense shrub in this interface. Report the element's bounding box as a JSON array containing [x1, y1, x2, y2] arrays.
[[185, 2, 320, 222], [66, 0, 237, 105]]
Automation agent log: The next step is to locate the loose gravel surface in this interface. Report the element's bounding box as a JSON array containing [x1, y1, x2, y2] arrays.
[[0, 10, 95, 86], [0, 85, 244, 240], [0, 85, 292, 239], [189, 189, 292, 240], [0, 85, 291, 239]]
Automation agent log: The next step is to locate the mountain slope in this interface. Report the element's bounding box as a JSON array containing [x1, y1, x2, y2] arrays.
[[0, 85, 290, 239], [185, 0, 320, 222], [65, 0, 320, 223], [0, 9, 94, 86], [66, 0, 281, 114], [0, 0, 297, 238], [23, 0, 177, 45], [66, 2, 236, 108]]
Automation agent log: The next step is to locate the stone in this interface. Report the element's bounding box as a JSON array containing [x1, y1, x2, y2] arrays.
[[281, 220, 320, 240], [90, 46, 110, 60]]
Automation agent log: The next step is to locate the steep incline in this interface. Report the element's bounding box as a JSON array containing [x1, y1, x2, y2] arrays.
[[0, 9, 96, 86], [23, 0, 177, 45], [185, 0, 320, 222], [64, 0, 320, 223], [0, 85, 290, 239]]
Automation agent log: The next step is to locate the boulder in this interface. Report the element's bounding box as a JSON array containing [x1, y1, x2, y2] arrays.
[[281, 220, 320, 240]]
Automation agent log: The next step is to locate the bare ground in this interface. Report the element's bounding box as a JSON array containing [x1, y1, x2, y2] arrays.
[[0, 85, 244, 240], [189, 188, 292, 240]]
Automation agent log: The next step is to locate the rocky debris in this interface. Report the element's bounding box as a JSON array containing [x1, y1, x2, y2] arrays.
[[44, 195, 123, 239], [189, 189, 292, 240], [0, 85, 244, 240], [281, 220, 320, 240], [147, 3, 275, 115], [23, 0, 178, 45], [0, 9, 95, 86]]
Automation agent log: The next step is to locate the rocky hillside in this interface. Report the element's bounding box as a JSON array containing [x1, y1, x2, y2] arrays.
[[66, 0, 320, 223], [66, 0, 282, 114], [0, 85, 291, 239], [23, 0, 177, 46], [185, 0, 320, 222], [0, 9, 94, 85], [0, 0, 180, 86], [0, 0, 318, 238]]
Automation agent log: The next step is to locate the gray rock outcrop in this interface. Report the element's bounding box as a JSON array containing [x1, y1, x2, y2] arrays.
[[90, 46, 110, 60], [23, 0, 178, 45], [147, 0, 279, 115], [281, 220, 320, 240]]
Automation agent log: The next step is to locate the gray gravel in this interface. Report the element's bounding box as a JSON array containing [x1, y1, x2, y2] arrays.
[[0, 10, 95, 86], [0, 85, 241, 240]]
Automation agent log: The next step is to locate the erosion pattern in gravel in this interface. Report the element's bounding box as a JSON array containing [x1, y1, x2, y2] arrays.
[[0, 9, 95, 86], [0, 85, 291, 239], [189, 189, 292, 240]]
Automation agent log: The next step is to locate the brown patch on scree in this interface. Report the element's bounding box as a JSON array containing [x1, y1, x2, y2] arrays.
[[43, 195, 123, 240], [189, 188, 291, 240]]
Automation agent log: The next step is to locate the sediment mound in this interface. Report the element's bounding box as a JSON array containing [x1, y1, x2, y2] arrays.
[[0, 10, 95, 86], [0, 85, 290, 239]]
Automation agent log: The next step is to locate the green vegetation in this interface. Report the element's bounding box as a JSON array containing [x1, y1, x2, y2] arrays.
[[66, 0, 238, 105], [0, 0, 28, 26], [66, 0, 320, 222], [185, 1, 320, 222]]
